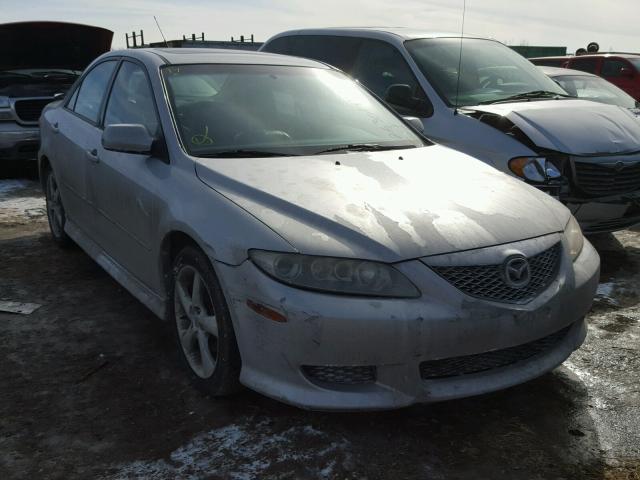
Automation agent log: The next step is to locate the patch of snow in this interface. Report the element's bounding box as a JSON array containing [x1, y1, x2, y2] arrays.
[[0, 179, 46, 223], [109, 419, 351, 480]]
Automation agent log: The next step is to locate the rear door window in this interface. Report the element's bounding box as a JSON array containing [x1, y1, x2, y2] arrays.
[[602, 58, 632, 77], [286, 35, 362, 73], [568, 58, 599, 74], [72, 60, 117, 124]]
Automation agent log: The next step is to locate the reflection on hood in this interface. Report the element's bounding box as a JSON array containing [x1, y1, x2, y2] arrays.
[[194, 145, 570, 261]]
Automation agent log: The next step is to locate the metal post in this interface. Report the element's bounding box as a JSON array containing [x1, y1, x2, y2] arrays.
[[140, 30, 144, 47], [132, 31, 137, 47], [125, 33, 130, 48]]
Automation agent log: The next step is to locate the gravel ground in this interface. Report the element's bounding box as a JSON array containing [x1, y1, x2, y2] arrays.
[[0, 177, 639, 480]]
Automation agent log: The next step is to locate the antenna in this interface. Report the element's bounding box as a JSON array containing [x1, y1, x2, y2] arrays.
[[453, 0, 467, 115], [154, 16, 169, 47]]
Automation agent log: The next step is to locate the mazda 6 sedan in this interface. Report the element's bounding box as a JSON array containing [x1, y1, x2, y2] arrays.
[[38, 48, 600, 410]]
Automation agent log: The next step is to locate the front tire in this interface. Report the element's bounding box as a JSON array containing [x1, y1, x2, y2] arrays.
[[44, 167, 73, 248], [169, 246, 242, 396]]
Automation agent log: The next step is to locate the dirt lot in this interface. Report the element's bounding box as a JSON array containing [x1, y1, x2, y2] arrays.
[[1, 176, 639, 480]]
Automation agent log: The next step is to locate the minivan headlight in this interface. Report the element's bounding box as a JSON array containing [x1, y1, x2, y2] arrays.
[[249, 250, 420, 298], [509, 157, 562, 183], [0, 96, 10, 109], [564, 216, 584, 261]]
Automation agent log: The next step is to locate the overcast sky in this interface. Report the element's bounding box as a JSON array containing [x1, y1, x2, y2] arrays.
[[3, 0, 638, 52]]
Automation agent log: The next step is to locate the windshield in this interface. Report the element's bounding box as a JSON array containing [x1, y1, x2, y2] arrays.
[[552, 74, 637, 108], [405, 38, 567, 107], [162, 64, 426, 157]]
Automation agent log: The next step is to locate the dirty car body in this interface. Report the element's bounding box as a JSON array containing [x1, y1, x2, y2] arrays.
[[39, 48, 599, 410], [261, 29, 640, 233], [0, 21, 112, 163]]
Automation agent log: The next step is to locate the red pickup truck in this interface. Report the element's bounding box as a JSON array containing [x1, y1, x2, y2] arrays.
[[530, 54, 640, 101]]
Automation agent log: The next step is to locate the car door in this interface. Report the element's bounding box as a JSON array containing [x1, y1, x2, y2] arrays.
[[601, 58, 639, 99], [87, 59, 166, 288], [54, 59, 118, 232]]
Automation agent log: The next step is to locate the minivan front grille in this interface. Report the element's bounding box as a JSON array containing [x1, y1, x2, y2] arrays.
[[14, 98, 53, 123], [419, 324, 571, 379], [574, 161, 640, 197], [431, 243, 561, 304]]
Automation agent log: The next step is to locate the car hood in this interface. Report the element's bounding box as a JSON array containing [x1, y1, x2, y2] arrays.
[[465, 99, 640, 156], [0, 22, 113, 71], [195, 145, 570, 262]]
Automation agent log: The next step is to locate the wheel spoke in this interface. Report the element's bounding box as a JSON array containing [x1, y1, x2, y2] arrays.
[[180, 324, 197, 350], [176, 280, 192, 313], [197, 330, 216, 376], [192, 273, 204, 309], [199, 315, 218, 337]]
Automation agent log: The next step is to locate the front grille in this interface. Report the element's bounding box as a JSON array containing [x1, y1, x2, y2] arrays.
[[431, 243, 561, 304], [302, 365, 376, 385], [419, 325, 571, 379], [574, 161, 640, 196], [14, 99, 53, 123]]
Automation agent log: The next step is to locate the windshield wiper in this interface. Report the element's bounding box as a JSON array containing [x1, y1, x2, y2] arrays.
[[479, 90, 571, 105], [314, 143, 416, 155], [198, 149, 299, 158]]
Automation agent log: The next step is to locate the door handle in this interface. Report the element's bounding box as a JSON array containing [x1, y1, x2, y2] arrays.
[[52, 122, 59, 134], [87, 148, 100, 164]]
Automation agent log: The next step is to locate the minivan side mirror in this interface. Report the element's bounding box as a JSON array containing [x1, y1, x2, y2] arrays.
[[102, 124, 154, 155], [385, 84, 434, 117], [53, 92, 65, 101], [402, 116, 425, 134]]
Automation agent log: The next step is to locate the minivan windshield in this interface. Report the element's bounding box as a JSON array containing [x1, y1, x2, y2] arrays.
[[162, 64, 426, 157], [405, 38, 567, 107]]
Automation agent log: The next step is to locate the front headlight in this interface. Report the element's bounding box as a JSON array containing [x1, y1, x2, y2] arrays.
[[249, 250, 420, 298], [564, 216, 584, 261], [0, 96, 10, 109], [509, 157, 562, 183]]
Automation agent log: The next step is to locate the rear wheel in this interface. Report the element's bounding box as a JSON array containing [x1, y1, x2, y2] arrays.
[[44, 167, 72, 247], [170, 246, 242, 396]]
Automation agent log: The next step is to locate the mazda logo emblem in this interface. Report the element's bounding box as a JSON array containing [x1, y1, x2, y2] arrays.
[[503, 256, 531, 288]]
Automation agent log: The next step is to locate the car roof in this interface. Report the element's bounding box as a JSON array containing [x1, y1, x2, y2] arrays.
[[104, 48, 331, 69], [540, 66, 597, 77], [267, 27, 489, 42]]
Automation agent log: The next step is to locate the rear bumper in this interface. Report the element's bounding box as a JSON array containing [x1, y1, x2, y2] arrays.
[[0, 123, 40, 161]]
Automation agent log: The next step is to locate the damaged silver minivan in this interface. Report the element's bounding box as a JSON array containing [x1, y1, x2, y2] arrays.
[[262, 29, 640, 233], [39, 48, 599, 410]]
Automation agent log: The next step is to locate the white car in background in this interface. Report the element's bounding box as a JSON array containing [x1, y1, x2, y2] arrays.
[[262, 29, 640, 233], [540, 66, 640, 116]]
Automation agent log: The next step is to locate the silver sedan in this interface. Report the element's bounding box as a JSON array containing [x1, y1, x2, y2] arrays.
[[38, 48, 599, 410]]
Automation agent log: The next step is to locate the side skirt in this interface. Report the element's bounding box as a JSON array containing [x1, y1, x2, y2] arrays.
[[65, 220, 167, 320]]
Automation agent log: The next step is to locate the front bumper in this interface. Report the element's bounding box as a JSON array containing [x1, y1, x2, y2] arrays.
[[0, 123, 40, 161], [216, 234, 600, 411]]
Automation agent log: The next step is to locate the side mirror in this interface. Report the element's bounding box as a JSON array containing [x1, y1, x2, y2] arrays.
[[53, 92, 65, 101], [402, 116, 425, 133], [102, 124, 154, 154], [385, 84, 433, 117], [620, 67, 635, 78]]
